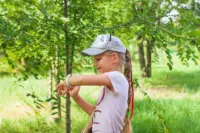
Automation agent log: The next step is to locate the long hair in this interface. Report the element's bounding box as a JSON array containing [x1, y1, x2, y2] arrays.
[[123, 49, 134, 133], [105, 50, 134, 123]]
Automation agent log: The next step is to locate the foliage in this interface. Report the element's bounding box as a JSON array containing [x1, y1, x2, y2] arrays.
[[1, 0, 200, 132], [1, 0, 200, 75], [0, 0, 102, 78], [131, 0, 200, 70]]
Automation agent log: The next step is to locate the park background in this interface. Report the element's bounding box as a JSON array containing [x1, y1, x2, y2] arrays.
[[0, 0, 200, 133]]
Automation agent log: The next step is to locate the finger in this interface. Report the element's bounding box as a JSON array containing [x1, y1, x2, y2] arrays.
[[56, 84, 61, 91], [63, 91, 67, 96], [58, 91, 62, 97], [62, 88, 68, 95], [64, 86, 70, 92], [58, 86, 65, 92], [58, 88, 65, 94], [60, 90, 68, 96], [69, 87, 73, 91]]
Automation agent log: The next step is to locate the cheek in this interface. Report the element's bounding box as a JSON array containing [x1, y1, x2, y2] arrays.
[[104, 60, 112, 68]]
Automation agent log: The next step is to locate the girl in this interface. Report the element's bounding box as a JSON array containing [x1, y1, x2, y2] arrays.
[[57, 34, 134, 133]]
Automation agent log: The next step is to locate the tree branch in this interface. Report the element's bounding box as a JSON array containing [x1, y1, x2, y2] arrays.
[[89, 17, 200, 41]]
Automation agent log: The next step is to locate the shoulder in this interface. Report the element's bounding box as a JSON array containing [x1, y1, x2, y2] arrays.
[[105, 71, 128, 87], [104, 71, 129, 96], [105, 71, 127, 80]]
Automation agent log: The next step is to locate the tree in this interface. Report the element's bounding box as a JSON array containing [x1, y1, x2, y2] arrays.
[[131, 0, 200, 77]]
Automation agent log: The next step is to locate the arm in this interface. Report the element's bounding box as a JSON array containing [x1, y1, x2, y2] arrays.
[[57, 74, 113, 114], [68, 74, 114, 91], [59, 86, 95, 115], [71, 94, 95, 115]]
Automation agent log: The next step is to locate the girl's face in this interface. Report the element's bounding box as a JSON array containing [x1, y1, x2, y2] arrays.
[[93, 52, 118, 73]]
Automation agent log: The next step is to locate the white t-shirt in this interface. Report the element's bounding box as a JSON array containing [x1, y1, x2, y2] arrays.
[[92, 71, 129, 133]]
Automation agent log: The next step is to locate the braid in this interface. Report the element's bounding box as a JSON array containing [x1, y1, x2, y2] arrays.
[[124, 49, 134, 119]]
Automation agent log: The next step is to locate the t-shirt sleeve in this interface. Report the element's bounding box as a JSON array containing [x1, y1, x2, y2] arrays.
[[105, 71, 128, 94]]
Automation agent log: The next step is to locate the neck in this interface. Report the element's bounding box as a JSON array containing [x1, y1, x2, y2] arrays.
[[111, 65, 123, 73]]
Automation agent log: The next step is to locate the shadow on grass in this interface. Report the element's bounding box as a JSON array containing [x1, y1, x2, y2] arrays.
[[145, 70, 200, 92]]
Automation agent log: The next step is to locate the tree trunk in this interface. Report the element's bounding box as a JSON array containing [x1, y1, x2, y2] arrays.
[[191, 0, 196, 11], [47, 63, 53, 98], [64, 0, 71, 133], [146, 39, 152, 78], [138, 36, 146, 77], [55, 46, 61, 118]]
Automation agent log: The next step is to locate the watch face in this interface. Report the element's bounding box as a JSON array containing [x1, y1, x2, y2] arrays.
[[92, 35, 108, 48]]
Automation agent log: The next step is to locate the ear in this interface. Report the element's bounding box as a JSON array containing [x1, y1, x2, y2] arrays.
[[112, 53, 119, 64]]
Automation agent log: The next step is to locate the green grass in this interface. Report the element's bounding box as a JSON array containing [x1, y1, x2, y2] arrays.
[[144, 70, 200, 92], [0, 76, 48, 106], [0, 118, 65, 133], [0, 76, 99, 133], [138, 53, 200, 93], [133, 98, 200, 133], [1, 96, 200, 133]]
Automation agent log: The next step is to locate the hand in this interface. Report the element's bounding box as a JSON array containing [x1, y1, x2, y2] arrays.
[[56, 80, 71, 97], [56, 80, 80, 97]]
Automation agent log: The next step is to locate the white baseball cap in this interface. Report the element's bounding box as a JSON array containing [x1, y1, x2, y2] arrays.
[[81, 34, 126, 56]]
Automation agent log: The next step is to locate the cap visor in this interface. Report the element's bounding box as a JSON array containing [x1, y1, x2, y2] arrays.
[[81, 47, 107, 56]]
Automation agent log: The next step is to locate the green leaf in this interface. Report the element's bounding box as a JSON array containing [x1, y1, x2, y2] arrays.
[[36, 105, 41, 109], [31, 94, 36, 99], [51, 106, 58, 110], [36, 99, 43, 103], [192, 58, 198, 65], [53, 101, 58, 105], [55, 117, 61, 123], [34, 101, 44, 108], [26, 93, 31, 97], [51, 112, 58, 115], [1, 21, 7, 33], [167, 63, 173, 70], [46, 97, 53, 102]]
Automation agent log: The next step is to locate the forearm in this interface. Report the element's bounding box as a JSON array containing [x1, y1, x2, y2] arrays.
[[69, 75, 83, 86], [68, 74, 111, 87], [72, 94, 95, 115]]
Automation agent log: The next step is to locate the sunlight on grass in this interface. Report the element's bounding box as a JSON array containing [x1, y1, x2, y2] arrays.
[[141, 52, 200, 93], [145, 70, 200, 92]]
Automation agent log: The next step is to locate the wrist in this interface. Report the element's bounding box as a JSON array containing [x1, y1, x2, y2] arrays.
[[71, 93, 80, 100], [65, 74, 72, 87]]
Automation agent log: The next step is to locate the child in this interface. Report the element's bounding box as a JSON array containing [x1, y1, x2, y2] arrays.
[[57, 34, 134, 133]]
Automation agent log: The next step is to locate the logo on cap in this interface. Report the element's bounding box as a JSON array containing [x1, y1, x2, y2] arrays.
[[91, 35, 108, 48]]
